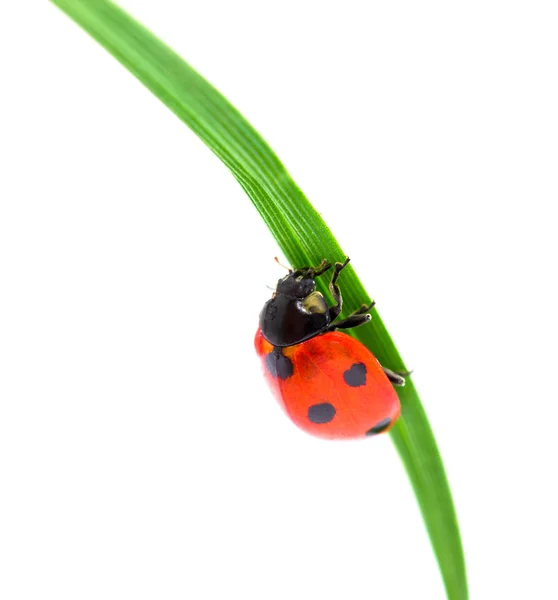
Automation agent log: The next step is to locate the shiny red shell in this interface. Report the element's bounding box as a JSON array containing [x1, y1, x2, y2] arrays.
[[255, 329, 401, 440]]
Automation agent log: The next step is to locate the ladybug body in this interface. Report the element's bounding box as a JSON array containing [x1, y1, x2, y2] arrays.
[[255, 258, 403, 440]]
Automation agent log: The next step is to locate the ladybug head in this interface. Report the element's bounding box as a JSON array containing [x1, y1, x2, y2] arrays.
[[260, 259, 334, 347], [275, 261, 332, 299]]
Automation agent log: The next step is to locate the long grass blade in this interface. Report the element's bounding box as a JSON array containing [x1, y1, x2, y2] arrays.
[[50, 1, 468, 597]]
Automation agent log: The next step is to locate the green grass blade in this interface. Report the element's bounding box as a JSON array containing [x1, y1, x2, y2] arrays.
[[50, 1, 468, 597]]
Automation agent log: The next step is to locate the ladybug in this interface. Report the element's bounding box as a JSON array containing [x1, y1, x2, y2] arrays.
[[255, 257, 404, 440]]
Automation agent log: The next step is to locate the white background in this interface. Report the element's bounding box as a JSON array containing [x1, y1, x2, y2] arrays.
[[1, 1, 557, 599]]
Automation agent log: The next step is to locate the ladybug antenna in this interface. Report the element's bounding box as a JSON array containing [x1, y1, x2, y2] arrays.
[[274, 256, 292, 273]]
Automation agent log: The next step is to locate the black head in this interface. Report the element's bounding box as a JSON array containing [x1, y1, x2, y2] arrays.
[[259, 261, 333, 347], [275, 269, 317, 298], [274, 259, 333, 298]]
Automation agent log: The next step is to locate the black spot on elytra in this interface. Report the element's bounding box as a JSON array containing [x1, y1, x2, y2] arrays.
[[365, 417, 392, 436], [265, 350, 293, 380], [343, 362, 367, 387], [307, 402, 336, 424]]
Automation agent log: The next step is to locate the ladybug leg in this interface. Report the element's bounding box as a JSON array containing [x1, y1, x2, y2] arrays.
[[349, 301, 376, 316], [330, 313, 371, 330], [381, 366, 410, 387], [327, 258, 351, 321], [313, 259, 333, 277], [329, 299, 375, 331], [290, 259, 332, 280]]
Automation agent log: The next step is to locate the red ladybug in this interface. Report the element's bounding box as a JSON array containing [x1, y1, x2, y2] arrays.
[[255, 258, 403, 440]]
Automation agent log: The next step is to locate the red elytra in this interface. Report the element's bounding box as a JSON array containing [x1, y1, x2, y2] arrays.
[[255, 329, 401, 440]]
